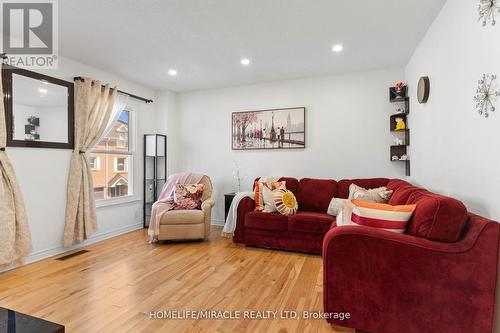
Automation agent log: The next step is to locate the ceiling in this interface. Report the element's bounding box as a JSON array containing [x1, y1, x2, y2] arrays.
[[59, 0, 446, 92]]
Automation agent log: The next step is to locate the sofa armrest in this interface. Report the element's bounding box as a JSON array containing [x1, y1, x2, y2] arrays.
[[201, 197, 215, 237], [202, 198, 215, 210], [233, 196, 255, 244], [322, 221, 499, 333]]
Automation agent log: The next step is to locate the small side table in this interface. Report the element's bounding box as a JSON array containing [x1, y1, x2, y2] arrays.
[[224, 192, 236, 221]]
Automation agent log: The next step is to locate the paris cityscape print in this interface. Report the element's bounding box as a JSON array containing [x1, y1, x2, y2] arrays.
[[232, 107, 305, 150]]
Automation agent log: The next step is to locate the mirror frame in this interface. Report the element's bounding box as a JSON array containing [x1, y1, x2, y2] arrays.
[[2, 65, 75, 149]]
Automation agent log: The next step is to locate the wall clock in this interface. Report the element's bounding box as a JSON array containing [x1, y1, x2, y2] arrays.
[[417, 76, 430, 104]]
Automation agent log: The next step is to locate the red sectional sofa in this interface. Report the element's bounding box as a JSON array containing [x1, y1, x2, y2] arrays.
[[233, 177, 390, 254], [234, 177, 500, 333]]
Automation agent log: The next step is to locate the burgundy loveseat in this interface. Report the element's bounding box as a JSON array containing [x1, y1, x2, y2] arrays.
[[233, 177, 391, 254], [323, 179, 500, 333]]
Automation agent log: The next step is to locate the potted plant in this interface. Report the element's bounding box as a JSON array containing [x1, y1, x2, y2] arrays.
[[394, 82, 407, 97]]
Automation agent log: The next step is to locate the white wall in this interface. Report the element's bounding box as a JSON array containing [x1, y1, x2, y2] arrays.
[[404, 1, 500, 330], [405, 0, 500, 221], [155, 90, 180, 175], [4, 56, 170, 269], [177, 68, 406, 224]]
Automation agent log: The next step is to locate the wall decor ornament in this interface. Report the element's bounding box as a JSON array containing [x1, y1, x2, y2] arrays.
[[478, 0, 500, 26], [474, 73, 500, 118]]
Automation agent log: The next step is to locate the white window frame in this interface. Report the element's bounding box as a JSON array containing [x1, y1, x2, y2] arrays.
[[113, 157, 128, 173], [90, 156, 100, 171], [91, 105, 139, 208]]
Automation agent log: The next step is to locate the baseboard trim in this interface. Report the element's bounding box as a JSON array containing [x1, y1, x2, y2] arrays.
[[1, 222, 143, 272]]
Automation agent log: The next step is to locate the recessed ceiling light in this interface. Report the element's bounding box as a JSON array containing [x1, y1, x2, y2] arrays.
[[38, 88, 48, 94], [168, 69, 177, 76], [332, 44, 344, 53], [240, 58, 250, 66]]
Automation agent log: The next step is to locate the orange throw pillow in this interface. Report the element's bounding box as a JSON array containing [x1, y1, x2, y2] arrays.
[[346, 199, 416, 233]]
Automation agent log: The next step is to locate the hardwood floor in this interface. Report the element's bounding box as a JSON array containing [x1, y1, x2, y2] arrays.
[[0, 227, 353, 333]]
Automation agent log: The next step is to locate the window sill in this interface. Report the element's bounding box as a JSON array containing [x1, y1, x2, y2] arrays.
[[96, 195, 141, 208]]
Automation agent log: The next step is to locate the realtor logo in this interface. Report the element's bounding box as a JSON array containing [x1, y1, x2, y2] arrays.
[[1, 0, 58, 68]]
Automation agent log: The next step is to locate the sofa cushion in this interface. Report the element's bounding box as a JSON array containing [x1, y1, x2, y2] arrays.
[[337, 178, 390, 199], [405, 191, 468, 242], [297, 178, 338, 213], [388, 184, 425, 205], [160, 210, 204, 225], [245, 212, 288, 231], [288, 212, 335, 234], [279, 177, 299, 196], [386, 179, 412, 192]]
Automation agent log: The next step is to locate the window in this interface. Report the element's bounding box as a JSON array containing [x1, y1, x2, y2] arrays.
[[114, 157, 128, 172], [116, 124, 128, 147], [89, 156, 100, 171], [90, 109, 134, 201]]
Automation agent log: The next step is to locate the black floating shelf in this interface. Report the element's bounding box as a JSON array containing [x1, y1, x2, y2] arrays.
[[391, 112, 409, 117], [389, 85, 410, 177], [389, 87, 409, 103], [390, 96, 409, 103]]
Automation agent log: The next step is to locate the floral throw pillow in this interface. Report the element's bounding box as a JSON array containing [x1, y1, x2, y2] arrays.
[[173, 183, 205, 210]]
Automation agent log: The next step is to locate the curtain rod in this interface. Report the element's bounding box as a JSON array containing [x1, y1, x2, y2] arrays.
[[0, 54, 153, 104], [73, 77, 153, 104]]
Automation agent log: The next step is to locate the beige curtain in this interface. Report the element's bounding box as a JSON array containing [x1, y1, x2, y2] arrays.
[[64, 78, 117, 247], [0, 68, 32, 266]]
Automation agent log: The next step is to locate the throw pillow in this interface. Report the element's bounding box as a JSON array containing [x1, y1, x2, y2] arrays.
[[348, 184, 393, 203], [336, 200, 354, 226], [254, 180, 265, 211], [173, 183, 205, 210], [262, 181, 287, 213], [274, 189, 298, 216], [254, 180, 286, 212], [327, 197, 347, 216], [346, 199, 416, 233]]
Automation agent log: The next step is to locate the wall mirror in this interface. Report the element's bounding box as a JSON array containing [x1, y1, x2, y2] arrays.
[[2, 65, 74, 149]]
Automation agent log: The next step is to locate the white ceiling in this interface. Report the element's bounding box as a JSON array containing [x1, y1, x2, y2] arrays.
[[59, 0, 446, 92]]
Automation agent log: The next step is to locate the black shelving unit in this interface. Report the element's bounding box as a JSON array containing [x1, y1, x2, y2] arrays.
[[143, 134, 167, 228], [389, 88, 410, 176]]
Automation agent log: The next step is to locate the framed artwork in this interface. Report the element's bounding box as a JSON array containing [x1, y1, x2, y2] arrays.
[[232, 107, 305, 150]]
